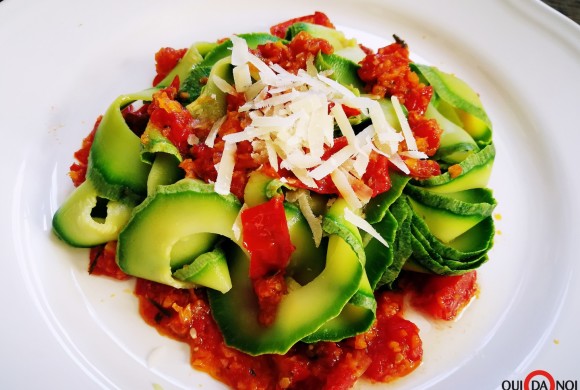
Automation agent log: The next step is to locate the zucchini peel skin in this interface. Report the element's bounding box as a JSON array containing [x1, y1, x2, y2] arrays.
[[52, 180, 132, 248]]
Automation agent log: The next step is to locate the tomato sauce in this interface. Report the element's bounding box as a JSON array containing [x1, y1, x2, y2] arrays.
[[134, 277, 424, 390], [363, 292, 423, 383], [88, 254, 477, 389], [358, 39, 442, 179], [400, 271, 478, 320], [69, 117, 100, 187], [256, 31, 334, 75], [88, 241, 130, 281], [270, 11, 335, 39], [148, 82, 196, 156], [72, 12, 481, 389], [152, 47, 188, 86]]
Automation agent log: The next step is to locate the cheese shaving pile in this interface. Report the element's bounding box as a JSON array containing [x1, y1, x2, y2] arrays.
[[212, 35, 426, 209]]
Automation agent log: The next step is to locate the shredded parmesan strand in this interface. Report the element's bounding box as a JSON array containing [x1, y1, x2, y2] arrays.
[[391, 95, 418, 151], [295, 191, 323, 247], [330, 104, 359, 151], [205, 116, 226, 147], [230, 35, 249, 66], [343, 208, 389, 248], [330, 169, 362, 210], [400, 150, 428, 159], [233, 63, 252, 93], [214, 141, 236, 195], [309, 144, 356, 181], [212, 74, 236, 95], [231, 203, 248, 241]]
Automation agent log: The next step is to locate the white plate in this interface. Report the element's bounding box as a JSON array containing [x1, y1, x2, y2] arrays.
[[1, 0, 579, 389]]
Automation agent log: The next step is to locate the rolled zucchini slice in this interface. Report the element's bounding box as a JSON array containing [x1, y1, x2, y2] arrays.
[[52, 179, 132, 248], [303, 199, 376, 343], [208, 198, 364, 355], [116, 179, 242, 290], [87, 89, 157, 203]]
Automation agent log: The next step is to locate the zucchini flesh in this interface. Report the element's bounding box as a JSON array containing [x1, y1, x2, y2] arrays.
[[426, 103, 479, 164], [412, 63, 493, 146], [303, 199, 376, 342], [208, 232, 362, 355], [87, 90, 156, 203], [146, 153, 184, 196], [405, 184, 496, 243], [413, 144, 495, 193], [155, 44, 204, 88], [172, 247, 232, 293], [186, 57, 232, 123], [116, 179, 242, 289], [52, 180, 132, 247]]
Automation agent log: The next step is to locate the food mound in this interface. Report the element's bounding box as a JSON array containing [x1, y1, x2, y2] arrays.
[[53, 12, 496, 390]]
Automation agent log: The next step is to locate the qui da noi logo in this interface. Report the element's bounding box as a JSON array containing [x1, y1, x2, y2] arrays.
[[502, 370, 578, 390]]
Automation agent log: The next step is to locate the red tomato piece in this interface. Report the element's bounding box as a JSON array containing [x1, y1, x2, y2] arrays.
[[241, 196, 295, 279], [403, 157, 441, 179], [270, 11, 335, 39], [147, 85, 195, 156], [407, 111, 442, 157], [69, 117, 100, 187], [328, 102, 362, 117], [363, 292, 423, 383], [88, 241, 131, 281], [404, 271, 478, 320], [152, 47, 187, 86], [363, 152, 392, 196]]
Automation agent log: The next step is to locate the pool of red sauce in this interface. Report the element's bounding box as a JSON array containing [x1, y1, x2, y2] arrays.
[[79, 13, 479, 389], [90, 244, 476, 390]]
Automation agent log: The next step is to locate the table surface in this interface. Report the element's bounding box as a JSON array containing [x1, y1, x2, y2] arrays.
[[542, 0, 580, 24]]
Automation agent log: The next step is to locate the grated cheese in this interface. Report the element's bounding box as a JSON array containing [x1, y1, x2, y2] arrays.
[[330, 103, 359, 151], [205, 115, 226, 147], [208, 35, 416, 206], [309, 144, 356, 181], [231, 203, 248, 241], [230, 35, 249, 66], [343, 208, 389, 248], [392, 95, 418, 151], [212, 74, 236, 96], [295, 190, 323, 247], [331, 168, 362, 210], [214, 141, 236, 195], [233, 63, 252, 93]]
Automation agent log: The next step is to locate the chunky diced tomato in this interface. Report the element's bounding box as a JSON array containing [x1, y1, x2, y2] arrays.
[[403, 157, 441, 179], [257, 31, 333, 74], [363, 292, 423, 383], [402, 271, 478, 320], [68, 117, 100, 187], [152, 47, 187, 86], [147, 84, 195, 156], [88, 241, 130, 281], [241, 196, 295, 279], [270, 11, 335, 39], [363, 152, 392, 196]]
